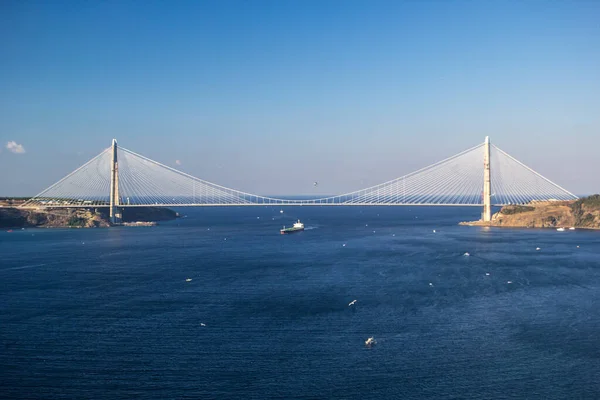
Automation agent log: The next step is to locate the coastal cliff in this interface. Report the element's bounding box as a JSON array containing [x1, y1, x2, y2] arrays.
[[460, 195, 600, 229], [0, 207, 178, 228]]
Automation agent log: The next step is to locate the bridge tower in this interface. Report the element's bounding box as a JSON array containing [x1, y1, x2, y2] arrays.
[[482, 136, 492, 221], [109, 139, 122, 224]]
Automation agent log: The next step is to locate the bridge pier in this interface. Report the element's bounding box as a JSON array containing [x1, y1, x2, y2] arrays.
[[482, 136, 492, 222], [109, 139, 122, 224]]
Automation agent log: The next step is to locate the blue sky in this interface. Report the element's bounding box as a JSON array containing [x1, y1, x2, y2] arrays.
[[1, 0, 599, 196]]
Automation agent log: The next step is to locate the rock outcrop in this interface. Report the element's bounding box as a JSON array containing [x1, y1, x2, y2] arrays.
[[460, 195, 600, 229]]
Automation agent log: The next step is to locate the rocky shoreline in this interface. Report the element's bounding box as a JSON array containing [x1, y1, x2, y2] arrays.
[[460, 195, 600, 230], [0, 207, 178, 229]]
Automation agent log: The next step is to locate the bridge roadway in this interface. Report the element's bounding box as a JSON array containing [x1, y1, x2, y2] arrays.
[[20, 203, 494, 209]]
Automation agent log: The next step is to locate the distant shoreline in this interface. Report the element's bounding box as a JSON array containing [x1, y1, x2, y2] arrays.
[[0, 207, 178, 229]]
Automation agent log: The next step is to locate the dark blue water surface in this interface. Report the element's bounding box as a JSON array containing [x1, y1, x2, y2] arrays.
[[1, 206, 600, 399]]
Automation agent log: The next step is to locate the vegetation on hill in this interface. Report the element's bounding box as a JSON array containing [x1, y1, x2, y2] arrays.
[[499, 205, 535, 215], [572, 194, 600, 208], [570, 194, 600, 228]]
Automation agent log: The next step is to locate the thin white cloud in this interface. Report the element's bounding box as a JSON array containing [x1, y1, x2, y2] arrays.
[[175, 159, 182, 165], [6, 141, 26, 154]]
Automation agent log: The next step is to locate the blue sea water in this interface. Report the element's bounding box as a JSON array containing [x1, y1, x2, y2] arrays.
[[1, 206, 600, 399]]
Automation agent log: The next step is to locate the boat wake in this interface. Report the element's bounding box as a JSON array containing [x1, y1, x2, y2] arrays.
[[2, 263, 48, 271]]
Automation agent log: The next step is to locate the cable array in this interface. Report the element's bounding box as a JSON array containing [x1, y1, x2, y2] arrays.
[[21, 141, 578, 208], [118, 148, 266, 205], [21, 148, 112, 207], [332, 144, 485, 205], [490, 145, 576, 204]]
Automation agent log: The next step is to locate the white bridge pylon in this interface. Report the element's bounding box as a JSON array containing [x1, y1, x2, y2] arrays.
[[21, 138, 578, 209]]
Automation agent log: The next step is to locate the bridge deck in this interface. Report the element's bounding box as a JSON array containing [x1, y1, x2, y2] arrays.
[[18, 203, 500, 209]]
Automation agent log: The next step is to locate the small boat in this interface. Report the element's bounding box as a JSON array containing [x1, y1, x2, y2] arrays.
[[556, 228, 565, 232], [365, 337, 376, 347], [569, 227, 575, 230], [280, 220, 304, 234]]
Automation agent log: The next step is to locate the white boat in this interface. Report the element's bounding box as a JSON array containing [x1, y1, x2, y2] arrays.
[[365, 337, 376, 347], [569, 227, 575, 230], [556, 228, 565, 232], [280, 220, 304, 234]]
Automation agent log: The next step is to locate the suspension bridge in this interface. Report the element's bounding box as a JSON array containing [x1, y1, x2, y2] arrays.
[[20, 137, 577, 223]]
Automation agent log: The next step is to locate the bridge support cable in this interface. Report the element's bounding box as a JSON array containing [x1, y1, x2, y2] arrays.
[[20, 138, 578, 208], [117, 147, 264, 205], [490, 145, 577, 204], [20, 147, 113, 208], [338, 143, 486, 205]]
